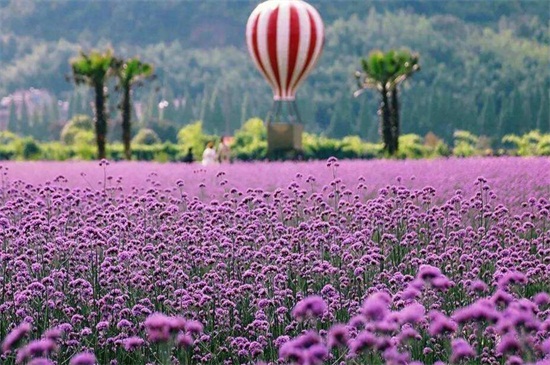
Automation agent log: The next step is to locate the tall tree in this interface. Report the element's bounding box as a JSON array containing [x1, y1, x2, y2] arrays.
[[7, 100, 18, 134], [114, 57, 154, 160], [70, 49, 116, 159], [20, 98, 30, 136], [354, 49, 420, 155]]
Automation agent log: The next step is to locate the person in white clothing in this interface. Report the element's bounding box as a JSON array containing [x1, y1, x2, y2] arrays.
[[202, 141, 217, 166]]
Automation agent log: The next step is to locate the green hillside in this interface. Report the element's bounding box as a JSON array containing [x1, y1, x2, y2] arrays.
[[0, 0, 548, 143]]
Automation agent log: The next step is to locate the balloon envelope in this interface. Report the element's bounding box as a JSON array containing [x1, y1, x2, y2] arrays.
[[246, 0, 324, 101]]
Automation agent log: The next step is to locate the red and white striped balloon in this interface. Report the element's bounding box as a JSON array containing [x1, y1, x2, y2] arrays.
[[246, 0, 324, 101]]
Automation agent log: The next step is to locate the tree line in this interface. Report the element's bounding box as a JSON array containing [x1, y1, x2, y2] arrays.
[[1, 6, 548, 148]]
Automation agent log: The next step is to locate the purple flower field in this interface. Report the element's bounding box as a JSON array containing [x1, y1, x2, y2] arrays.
[[0, 157, 549, 365]]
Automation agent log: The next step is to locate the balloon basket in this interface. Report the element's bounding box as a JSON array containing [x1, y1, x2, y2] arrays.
[[266, 100, 304, 160]]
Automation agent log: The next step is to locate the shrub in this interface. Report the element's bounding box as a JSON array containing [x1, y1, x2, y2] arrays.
[[14, 137, 42, 160], [453, 130, 480, 157], [60, 114, 94, 145], [132, 128, 161, 145], [502, 130, 550, 156], [0, 130, 20, 145], [177, 121, 215, 161], [396, 134, 428, 159], [232, 118, 267, 161]]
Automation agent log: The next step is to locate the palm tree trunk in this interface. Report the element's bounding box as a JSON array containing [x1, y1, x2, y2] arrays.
[[122, 86, 132, 160], [94, 83, 107, 160], [390, 88, 400, 154], [380, 85, 392, 155]]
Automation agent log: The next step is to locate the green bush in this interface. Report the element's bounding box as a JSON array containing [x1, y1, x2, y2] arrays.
[[0, 126, 547, 161], [14, 137, 42, 160], [177, 121, 215, 161], [132, 128, 161, 145], [396, 134, 429, 159], [0, 130, 20, 145], [303, 133, 343, 159], [61, 115, 94, 145], [0, 144, 16, 160], [502, 130, 550, 156], [453, 130, 480, 157], [232, 118, 267, 161], [40, 142, 72, 161]]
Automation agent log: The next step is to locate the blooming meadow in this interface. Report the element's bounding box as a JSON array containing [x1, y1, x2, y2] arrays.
[[0, 157, 549, 365]]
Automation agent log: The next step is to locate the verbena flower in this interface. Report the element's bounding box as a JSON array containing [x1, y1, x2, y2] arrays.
[[69, 352, 96, 365], [292, 295, 327, 320], [450, 338, 476, 363], [2, 322, 32, 354]]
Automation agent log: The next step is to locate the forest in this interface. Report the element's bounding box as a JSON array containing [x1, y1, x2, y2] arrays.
[[0, 0, 548, 145]]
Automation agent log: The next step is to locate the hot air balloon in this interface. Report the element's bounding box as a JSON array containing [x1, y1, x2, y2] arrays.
[[246, 0, 324, 157]]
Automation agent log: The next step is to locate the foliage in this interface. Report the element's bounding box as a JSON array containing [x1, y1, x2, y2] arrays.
[[0, 130, 19, 145], [60, 114, 94, 145], [176, 121, 215, 161], [13, 137, 41, 160], [502, 130, 550, 156], [453, 130, 481, 157], [355, 49, 420, 155], [132, 128, 161, 145], [113, 57, 155, 159], [231, 118, 267, 161], [0, 129, 548, 162], [1, 3, 548, 144], [69, 48, 117, 159], [395, 134, 427, 159]]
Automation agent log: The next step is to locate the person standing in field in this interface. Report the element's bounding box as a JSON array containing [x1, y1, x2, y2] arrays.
[[182, 147, 194, 163], [217, 136, 231, 163], [202, 141, 217, 166]]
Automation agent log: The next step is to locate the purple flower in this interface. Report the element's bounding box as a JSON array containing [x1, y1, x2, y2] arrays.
[[122, 337, 145, 351], [496, 332, 521, 355], [176, 333, 194, 349], [450, 338, 476, 363], [305, 343, 328, 364], [292, 295, 327, 320], [398, 302, 425, 325], [401, 285, 421, 300], [185, 320, 203, 336], [279, 341, 305, 364], [43, 328, 63, 341], [116, 319, 132, 330], [497, 271, 527, 289], [361, 292, 391, 322], [469, 279, 488, 293], [27, 359, 54, 365], [453, 300, 499, 324], [168, 317, 187, 332], [428, 310, 457, 336], [70, 352, 96, 365], [540, 337, 550, 354], [17, 339, 56, 363], [2, 322, 32, 354], [327, 324, 349, 349], [533, 292, 550, 306], [418, 264, 442, 281], [350, 331, 378, 354], [505, 355, 524, 365], [492, 290, 515, 306], [144, 313, 171, 343]]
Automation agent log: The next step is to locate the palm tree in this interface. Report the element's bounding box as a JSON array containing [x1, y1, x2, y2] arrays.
[[70, 49, 116, 159], [114, 58, 154, 160], [355, 49, 420, 155]]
